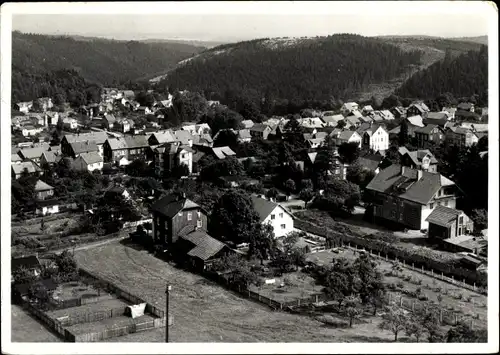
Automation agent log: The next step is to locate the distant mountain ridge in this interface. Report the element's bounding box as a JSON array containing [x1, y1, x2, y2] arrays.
[[12, 31, 206, 85]]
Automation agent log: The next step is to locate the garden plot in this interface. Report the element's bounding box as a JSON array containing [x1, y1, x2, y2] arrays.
[[307, 249, 488, 322], [65, 314, 155, 335], [47, 298, 130, 320], [51, 281, 109, 303]]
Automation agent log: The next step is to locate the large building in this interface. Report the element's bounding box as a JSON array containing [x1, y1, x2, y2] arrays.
[[365, 164, 458, 230]]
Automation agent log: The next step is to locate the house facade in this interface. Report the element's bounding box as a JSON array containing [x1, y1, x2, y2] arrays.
[[399, 147, 438, 173], [103, 138, 128, 163], [151, 193, 208, 248], [426, 206, 474, 240], [358, 124, 389, 152], [407, 102, 430, 118], [341, 102, 359, 116], [249, 124, 272, 140], [154, 142, 194, 177], [251, 195, 294, 238], [71, 152, 104, 172], [414, 125, 445, 148], [366, 164, 458, 230], [445, 127, 479, 148]]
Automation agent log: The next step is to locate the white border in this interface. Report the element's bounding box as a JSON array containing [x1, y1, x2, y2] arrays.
[[1, 2, 498, 354]]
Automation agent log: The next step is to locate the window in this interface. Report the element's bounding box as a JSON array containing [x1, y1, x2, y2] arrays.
[[459, 216, 464, 225], [187, 212, 192, 221], [197, 220, 202, 228], [281, 224, 286, 229], [279, 213, 283, 218], [271, 214, 275, 220], [197, 211, 201, 218], [429, 203, 434, 209]]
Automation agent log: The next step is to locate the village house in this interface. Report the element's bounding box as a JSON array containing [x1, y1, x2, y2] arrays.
[[34, 180, 55, 201], [103, 137, 129, 163], [330, 130, 362, 148], [321, 114, 345, 127], [306, 137, 325, 150], [124, 136, 150, 161], [457, 102, 475, 113], [181, 123, 212, 136], [359, 115, 374, 124], [389, 115, 425, 138], [306, 152, 347, 180], [442, 107, 457, 120], [445, 127, 479, 148], [361, 105, 374, 115], [398, 147, 438, 173], [39, 151, 61, 167], [11, 161, 43, 180], [365, 164, 458, 230], [426, 112, 449, 121], [192, 133, 214, 148], [357, 123, 389, 152], [103, 114, 117, 130], [341, 102, 359, 116], [148, 130, 177, 146], [14, 101, 33, 114], [151, 192, 208, 248], [298, 117, 325, 129], [122, 90, 136, 100], [61, 132, 108, 157], [390, 106, 406, 119], [426, 206, 474, 240], [357, 154, 383, 175], [414, 124, 446, 148], [154, 142, 194, 177], [249, 124, 273, 140], [71, 151, 104, 172], [21, 125, 44, 137], [67, 140, 99, 158], [345, 115, 362, 128], [406, 102, 430, 118], [28, 113, 45, 127], [18, 146, 46, 164], [459, 122, 488, 133], [62, 117, 78, 130], [172, 130, 194, 147], [104, 185, 131, 201], [241, 120, 255, 129], [251, 195, 294, 238]]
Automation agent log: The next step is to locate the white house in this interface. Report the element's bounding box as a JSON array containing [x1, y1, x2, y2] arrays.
[[251, 195, 294, 238], [357, 123, 389, 152], [330, 130, 363, 148], [62, 118, 78, 130], [22, 125, 44, 137]]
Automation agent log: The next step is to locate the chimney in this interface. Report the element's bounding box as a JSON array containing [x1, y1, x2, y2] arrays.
[[417, 170, 423, 181]]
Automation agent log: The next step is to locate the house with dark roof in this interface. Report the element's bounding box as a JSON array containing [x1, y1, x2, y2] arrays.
[[457, 102, 475, 112], [68, 140, 99, 158], [251, 195, 294, 238], [124, 136, 149, 161], [445, 127, 479, 148], [390, 106, 406, 119], [414, 124, 445, 148], [398, 147, 438, 173], [426, 206, 473, 240], [321, 114, 345, 127], [407, 102, 430, 118], [151, 192, 208, 249], [330, 129, 362, 148], [61, 132, 108, 157], [71, 151, 103, 172], [357, 154, 383, 174], [249, 124, 272, 140], [365, 164, 458, 230], [175, 228, 230, 270], [34, 180, 55, 201]]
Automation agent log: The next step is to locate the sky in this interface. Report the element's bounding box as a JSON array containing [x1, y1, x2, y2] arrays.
[[10, 2, 493, 42]]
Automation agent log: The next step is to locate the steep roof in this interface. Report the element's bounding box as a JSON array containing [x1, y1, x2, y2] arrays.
[[410, 102, 430, 113], [241, 120, 255, 129], [237, 129, 252, 140], [173, 130, 194, 145], [70, 141, 98, 155], [457, 102, 474, 110], [427, 112, 448, 120], [321, 115, 345, 125], [11, 153, 23, 162], [151, 193, 201, 218], [343, 102, 358, 111], [250, 123, 271, 133], [423, 117, 449, 128], [338, 130, 360, 141], [345, 115, 361, 126], [107, 138, 128, 150], [19, 147, 46, 160], [380, 110, 395, 120], [34, 180, 54, 191], [425, 206, 462, 227], [366, 164, 454, 205], [124, 135, 149, 148], [12, 161, 40, 175], [415, 124, 442, 135], [79, 151, 103, 165], [251, 195, 280, 222], [180, 230, 227, 261], [150, 130, 177, 144]]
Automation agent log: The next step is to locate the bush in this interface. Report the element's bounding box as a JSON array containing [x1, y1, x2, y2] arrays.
[[417, 294, 429, 301], [415, 287, 422, 295], [397, 281, 404, 289], [434, 286, 441, 293], [437, 294, 443, 303], [388, 283, 397, 290], [416, 279, 423, 285]]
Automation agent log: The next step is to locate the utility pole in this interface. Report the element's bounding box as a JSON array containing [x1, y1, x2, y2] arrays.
[[165, 284, 171, 343]]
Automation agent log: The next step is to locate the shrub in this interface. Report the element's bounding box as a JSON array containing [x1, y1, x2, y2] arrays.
[[388, 283, 397, 290], [437, 294, 443, 303], [397, 281, 404, 289], [415, 287, 422, 295], [434, 287, 441, 293], [442, 288, 448, 295], [418, 294, 429, 301], [456, 293, 463, 300], [416, 279, 423, 285]]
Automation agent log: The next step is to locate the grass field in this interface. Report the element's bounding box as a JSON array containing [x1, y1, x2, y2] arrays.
[[308, 249, 488, 321], [11, 305, 61, 342], [74, 241, 406, 342]]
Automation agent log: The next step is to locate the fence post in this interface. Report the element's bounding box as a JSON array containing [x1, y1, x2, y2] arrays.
[[315, 294, 318, 303], [412, 263, 414, 270], [403, 259, 405, 267], [400, 296, 403, 307], [298, 298, 301, 307], [441, 272, 444, 280], [248, 290, 250, 298], [431, 269, 434, 276], [463, 279, 466, 287], [439, 309, 443, 324], [473, 283, 476, 291], [421, 265, 424, 272], [385, 254, 388, 261]]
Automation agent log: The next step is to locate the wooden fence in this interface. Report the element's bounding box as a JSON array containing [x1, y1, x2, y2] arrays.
[[21, 300, 75, 341], [57, 306, 127, 327]]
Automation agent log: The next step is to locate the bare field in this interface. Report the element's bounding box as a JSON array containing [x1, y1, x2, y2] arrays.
[[74, 242, 402, 342], [11, 305, 61, 343]]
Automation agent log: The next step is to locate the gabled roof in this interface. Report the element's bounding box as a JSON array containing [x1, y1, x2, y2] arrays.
[[357, 123, 387, 135], [180, 230, 227, 261], [427, 112, 448, 120], [70, 141, 98, 155], [104, 114, 117, 123], [237, 129, 252, 140], [124, 135, 149, 149], [448, 126, 475, 136], [415, 124, 443, 135], [64, 132, 108, 145], [107, 138, 128, 150], [250, 123, 271, 133], [11, 153, 23, 162], [19, 147, 46, 160], [401, 149, 438, 166], [251, 195, 293, 223], [423, 117, 449, 128], [12, 161, 41, 175], [152, 193, 201, 218], [457, 102, 474, 110], [362, 105, 374, 112], [342, 102, 358, 111], [345, 115, 361, 126], [338, 130, 361, 142], [409, 102, 430, 113], [358, 155, 382, 171], [406, 115, 425, 127], [425, 205, 463, 227], [34, 180, 54, 191], [380, 110, 395, 120], [365, 164, 454, 205], [79, 151, 103, 165], [150, 130, 177, 144], [241, 120, 255, 129], [307, 152, 318, 164], [173, 130, 194, 145], [321, 115, 345, 125], [359, 116, 373, 123], [212, 146, 236, 160]]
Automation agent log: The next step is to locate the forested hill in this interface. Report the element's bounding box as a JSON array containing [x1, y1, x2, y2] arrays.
[[156, 34, 423, 102], [12, 31, 205, 86], [395, 45, 488, 103]]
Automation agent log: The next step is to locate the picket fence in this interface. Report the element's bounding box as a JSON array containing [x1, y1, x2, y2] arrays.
[[73, 318, 166, 342], [57, 306, 128, 327]]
